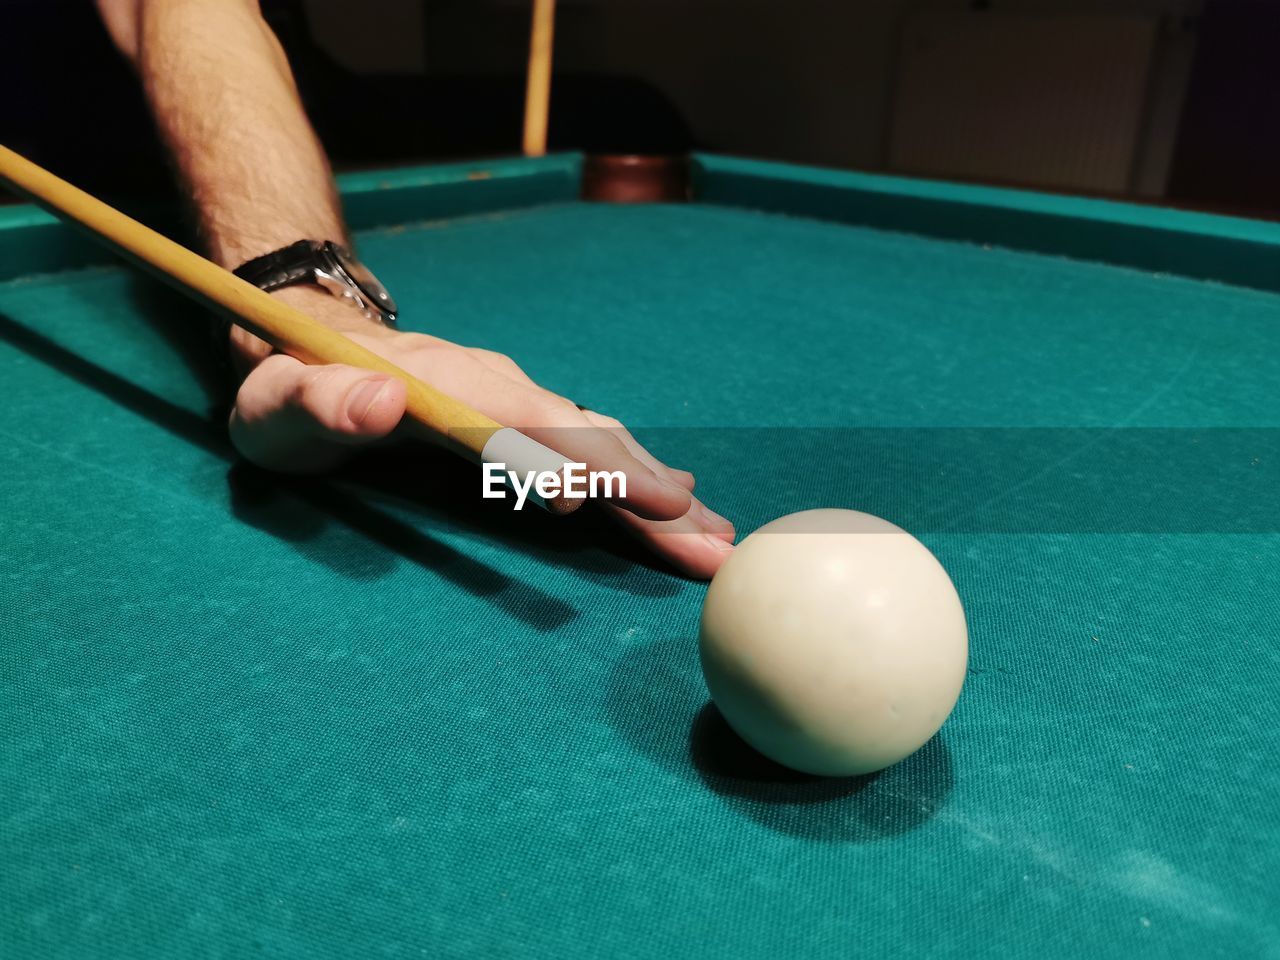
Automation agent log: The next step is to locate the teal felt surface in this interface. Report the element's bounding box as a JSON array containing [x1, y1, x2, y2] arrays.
[[3, 179, 1280, 959]]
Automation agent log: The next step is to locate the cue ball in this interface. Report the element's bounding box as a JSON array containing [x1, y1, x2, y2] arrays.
[[698, 509, 968, 776]]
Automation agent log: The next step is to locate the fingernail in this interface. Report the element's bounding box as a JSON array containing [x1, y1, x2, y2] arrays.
[[347, 377, 392, 425], [703, 533, 735, 553]]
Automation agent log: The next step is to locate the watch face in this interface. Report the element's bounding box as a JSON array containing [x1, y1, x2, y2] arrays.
[[327, 242, 398, 320]]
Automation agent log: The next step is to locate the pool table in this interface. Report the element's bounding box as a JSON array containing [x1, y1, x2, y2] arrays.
[[2, 154, 1278, 958]]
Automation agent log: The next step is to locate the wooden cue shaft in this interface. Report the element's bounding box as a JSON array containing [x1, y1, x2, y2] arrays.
[[522, 0, 556, 157], [0, 143, 502, 460]]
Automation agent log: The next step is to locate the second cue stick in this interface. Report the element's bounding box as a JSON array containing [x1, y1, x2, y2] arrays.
[[522, 0, 556, 157], [0, 143, 580, 514]]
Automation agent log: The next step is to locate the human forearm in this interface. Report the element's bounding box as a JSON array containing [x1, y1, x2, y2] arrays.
[[95, 1, 729, 579], [125, 0, 346, 268]]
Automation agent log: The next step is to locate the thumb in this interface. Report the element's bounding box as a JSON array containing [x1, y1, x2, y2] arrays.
[[228, 353, 407, 472]]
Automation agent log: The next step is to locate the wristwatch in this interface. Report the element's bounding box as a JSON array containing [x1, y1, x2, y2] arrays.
[[234, 239, 398, 325]]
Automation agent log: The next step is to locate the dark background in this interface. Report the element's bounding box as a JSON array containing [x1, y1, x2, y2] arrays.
[[3, 0, 1278, 218]]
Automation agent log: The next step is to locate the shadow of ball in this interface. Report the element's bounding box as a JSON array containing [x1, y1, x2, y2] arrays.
[[689, 702, 954, 842], [604, 635, 955, 842]]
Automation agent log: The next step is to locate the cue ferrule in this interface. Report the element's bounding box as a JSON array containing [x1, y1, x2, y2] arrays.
[[481, 427, 582, 515]]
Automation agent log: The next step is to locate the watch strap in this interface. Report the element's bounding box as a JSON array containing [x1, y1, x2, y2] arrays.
[[232, 239, 322, 292]]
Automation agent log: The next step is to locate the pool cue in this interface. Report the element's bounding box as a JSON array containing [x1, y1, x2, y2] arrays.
[[0, 143, 580, 514], [522, 0, 556, 157]]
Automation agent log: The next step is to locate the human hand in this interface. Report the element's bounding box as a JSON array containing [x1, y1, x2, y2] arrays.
[[225, 289, 735, 579]]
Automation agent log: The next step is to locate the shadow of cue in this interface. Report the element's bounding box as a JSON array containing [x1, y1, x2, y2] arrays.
[[0, 311, 576, 631]]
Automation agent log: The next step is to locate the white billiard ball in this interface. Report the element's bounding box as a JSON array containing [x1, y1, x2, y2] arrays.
[[698, 509, 968, 776]]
